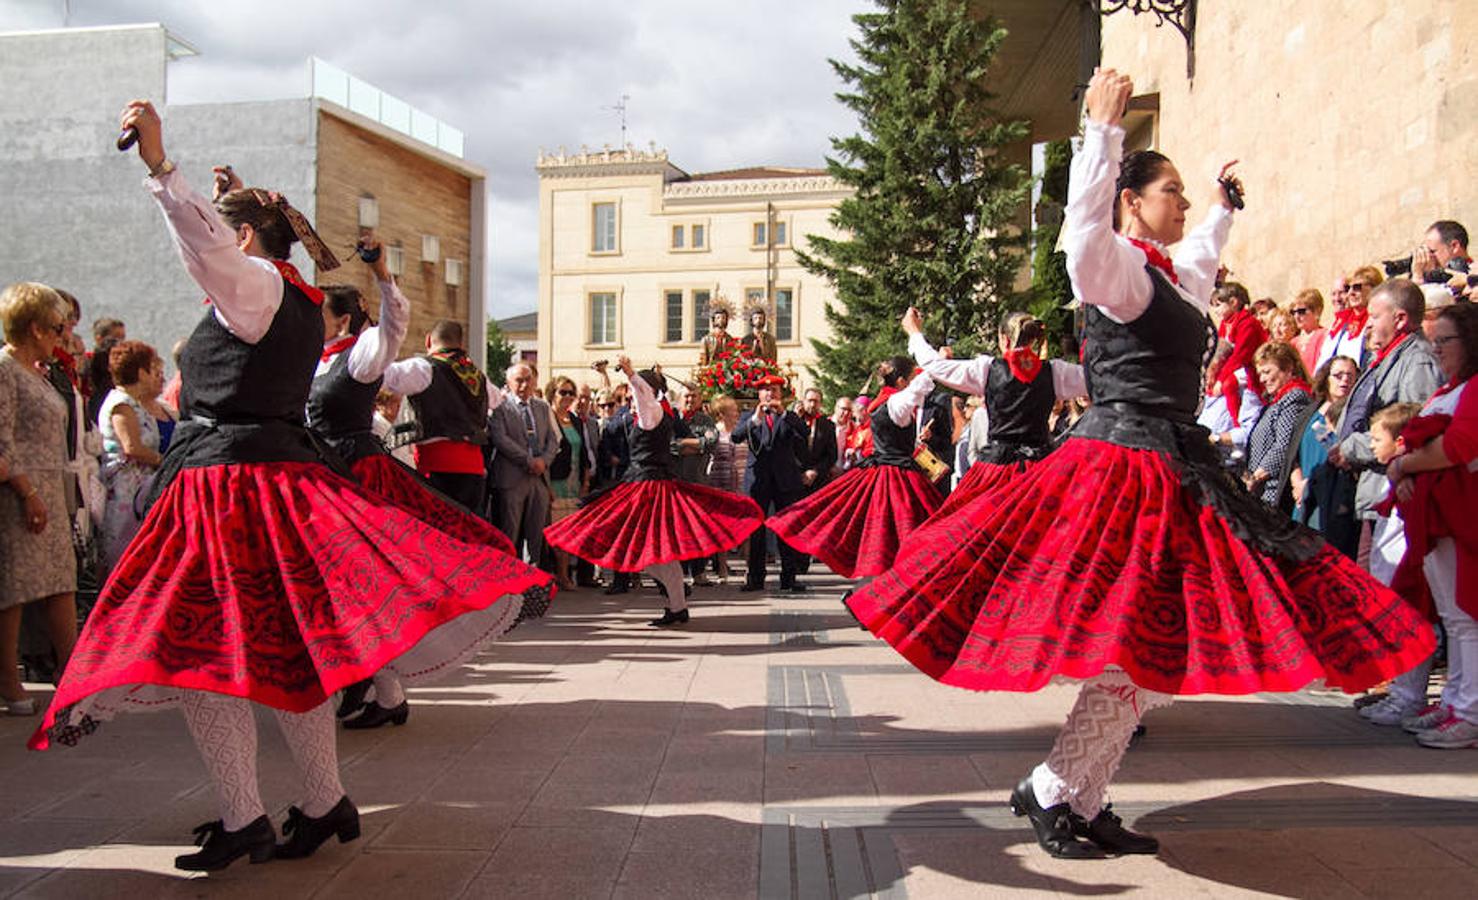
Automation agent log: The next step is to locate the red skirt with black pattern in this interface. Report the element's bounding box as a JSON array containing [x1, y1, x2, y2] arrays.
[[543, 477, 763, 572], [767, 463, 942, 579], [32, 461, 554, 749], [846, 436, 1435, 696], [928, 460, 1030, 524]]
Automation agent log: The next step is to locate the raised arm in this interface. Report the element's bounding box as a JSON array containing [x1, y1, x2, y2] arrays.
[[624, 368, 664, 431], [345, 241, 410, 382], [1062, 112, 1155, 323], [123, 101, 283, 344], [886, 371, 934, 427]]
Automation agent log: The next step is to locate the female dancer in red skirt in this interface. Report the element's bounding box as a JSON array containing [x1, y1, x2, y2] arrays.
[[307, 243, 550, 730], [544, 356, 763, 626], [31, 102, 549, 872], [767, 357, 941, 580], [901, 306, 1086, 521], [847, 70, 1435, 859]]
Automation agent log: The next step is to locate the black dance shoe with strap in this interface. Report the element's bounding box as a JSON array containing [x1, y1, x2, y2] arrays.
[[174, 815, 276, 871], [275, 796, 360, 860], [342, 701, 409, 730], [1072, 805, 1159, 855], [1009, 778, 1105, 860], [648, 608, 690, 627], [335, 679, 372, 720]]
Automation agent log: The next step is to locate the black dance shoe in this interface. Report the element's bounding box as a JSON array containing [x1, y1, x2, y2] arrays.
[[275, 796, 360, 860], [1008, 778, 1105, 859], [175, 815, 276, 871], [335, 679, 372, 720], [342, 701, 410, 730], [648, 608, 690, 627], [1072, 805, 1159, 855]]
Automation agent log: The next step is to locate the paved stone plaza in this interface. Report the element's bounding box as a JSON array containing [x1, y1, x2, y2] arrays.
[[2, 573, 1477, 898]]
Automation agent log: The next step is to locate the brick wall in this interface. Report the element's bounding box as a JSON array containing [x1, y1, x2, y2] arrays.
[[314, 109, 474, 355]]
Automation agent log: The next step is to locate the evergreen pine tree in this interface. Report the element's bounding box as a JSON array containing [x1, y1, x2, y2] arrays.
[[799, 0, 1032, 400]]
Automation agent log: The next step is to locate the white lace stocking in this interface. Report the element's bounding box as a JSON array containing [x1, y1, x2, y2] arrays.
[[1033, 672, 1173, 819], [271, 701, 344, 818], [371, 669, 406, 708], [179, 691, 265, 832], [644, 562, 687, 612]]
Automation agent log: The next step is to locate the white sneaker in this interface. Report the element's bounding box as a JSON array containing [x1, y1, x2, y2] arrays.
[[1360, 696, 1425, 726], [1415, 716, 1478, 749], [1401, 703, 1453, 735]]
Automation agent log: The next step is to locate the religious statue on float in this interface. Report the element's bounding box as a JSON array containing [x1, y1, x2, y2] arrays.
[[739, 305, 778, 363], [698, 299, 736, 367]]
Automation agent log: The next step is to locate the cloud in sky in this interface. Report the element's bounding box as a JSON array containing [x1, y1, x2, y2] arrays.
[[3, 0, 870, 318]]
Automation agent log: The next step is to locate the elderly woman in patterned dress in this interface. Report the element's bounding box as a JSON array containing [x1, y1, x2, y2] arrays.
[[0, 282, 79, 717], [1244, 341, 1314, 509]]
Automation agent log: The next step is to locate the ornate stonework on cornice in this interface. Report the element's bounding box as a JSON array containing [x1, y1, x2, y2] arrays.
[[663, 176, 851, 200], [536, 144, 684, 179]]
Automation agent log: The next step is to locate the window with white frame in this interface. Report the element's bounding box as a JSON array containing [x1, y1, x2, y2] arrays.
[[592, 202, 618, 253], [751, 222, 767, 248], [691, 223, 706, 249], [691, 289, 711, 343], [775, 287, 795, 342], [671, 225, 685, 250], [664, 290, 684, 343], [588, 292, 618, 344], [385, 244, 405, 276], [774, 220, 788, 246]]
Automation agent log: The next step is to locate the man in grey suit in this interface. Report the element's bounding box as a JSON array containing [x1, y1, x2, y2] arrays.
[[489, 362, 560, 563]]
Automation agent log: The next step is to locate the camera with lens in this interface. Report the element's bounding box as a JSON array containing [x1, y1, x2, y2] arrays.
[[1382, 256, 1413, 278]]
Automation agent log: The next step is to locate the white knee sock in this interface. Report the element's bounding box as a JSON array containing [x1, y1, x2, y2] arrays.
[[180, 691, 265, 832], [1033, 672, 1173, 819], [371, 669, 406, 708], [645, 562, 687, 612], [271, 701, 345, 818]]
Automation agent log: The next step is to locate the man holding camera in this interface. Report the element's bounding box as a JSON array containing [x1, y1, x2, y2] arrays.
[[1411, 219, 1471, 292], [732, 379, 807, 592]]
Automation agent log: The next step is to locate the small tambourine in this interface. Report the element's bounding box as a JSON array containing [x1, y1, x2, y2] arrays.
[[912, 443, 951, 483]]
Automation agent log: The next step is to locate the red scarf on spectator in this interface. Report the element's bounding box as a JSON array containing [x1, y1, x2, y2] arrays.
[[1272, 378, 1311, 403], [1372, 331, 1413, 369], [51, 346, 80, 389], [1002, 346, 1042, 383], [1207, 370, 1244, 426], [660, 398, 676, 420], [321, 335, 356, 362], [1331, 305, 1368, 340], [1126, 237, 1179, 285]]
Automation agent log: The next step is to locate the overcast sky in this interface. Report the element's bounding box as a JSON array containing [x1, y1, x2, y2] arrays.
[[2, 0, 869, 319]]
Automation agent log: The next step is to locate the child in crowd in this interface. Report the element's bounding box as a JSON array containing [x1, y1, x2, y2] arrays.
[[1359, 401, 1428, 726]]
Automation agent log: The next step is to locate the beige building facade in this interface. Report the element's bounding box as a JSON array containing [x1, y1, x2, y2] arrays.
[[535, 148, 852, 386], [991, 0, 1477, 313]]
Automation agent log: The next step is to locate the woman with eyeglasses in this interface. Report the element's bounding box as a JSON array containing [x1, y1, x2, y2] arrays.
[[1290, 355, 1361, 529], [1289, 288, 1328, 375], [1382, 302, 1478, 749], [845, 68, 1433, 861], [0, 282, 79, 718], [1317, 266, 1383, 371], [546, 375, 591, 591]]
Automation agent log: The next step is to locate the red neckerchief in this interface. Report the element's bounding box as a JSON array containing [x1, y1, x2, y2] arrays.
[[1430, 376, 1466, 400], [1373, 331, 1413, 368], [1332, 306, 1369, 339], [1002, 347, 1042, 383], [1126, 237, 1179, 285], [660, 398, 676, 419], [321, 335, 356, 362], [270, 260, 324, 305], [51, 346, 79, 388], [866, 386, 899, 414], [1272, 378, 1311, 403]]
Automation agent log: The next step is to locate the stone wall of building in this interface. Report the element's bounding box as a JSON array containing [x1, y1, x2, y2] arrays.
[[314, 108, 475, 356], [1101, 0, 1478, 309]]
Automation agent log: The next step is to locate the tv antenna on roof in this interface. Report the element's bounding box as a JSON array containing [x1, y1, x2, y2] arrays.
[[603, 94, 631, 148]]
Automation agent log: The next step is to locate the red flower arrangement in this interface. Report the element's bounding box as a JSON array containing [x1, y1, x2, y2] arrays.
[[694, 337, 785, 400]]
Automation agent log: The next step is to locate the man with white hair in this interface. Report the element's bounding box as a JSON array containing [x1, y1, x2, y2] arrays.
[[487, 362, 559, 562]]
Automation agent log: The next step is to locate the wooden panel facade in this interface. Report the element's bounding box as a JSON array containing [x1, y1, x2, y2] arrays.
[[314, 109, 474, 355]]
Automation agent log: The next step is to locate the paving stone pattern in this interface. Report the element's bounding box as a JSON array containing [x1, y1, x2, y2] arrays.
[[2, 571, 1476, 898]]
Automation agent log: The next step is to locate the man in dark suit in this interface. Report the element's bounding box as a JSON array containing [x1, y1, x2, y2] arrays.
[[793, 387, 838, 574], [732, 379, 808, 592], [487, 362, 560, 563]]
